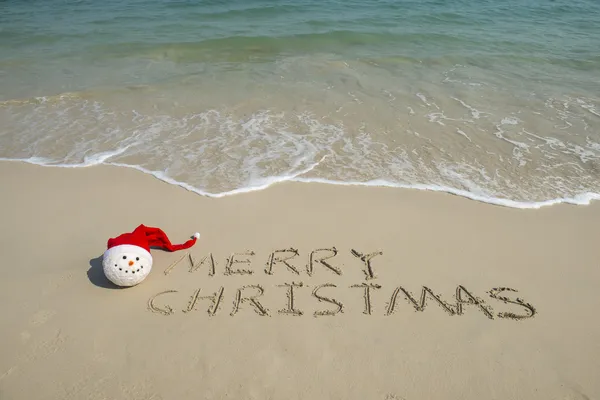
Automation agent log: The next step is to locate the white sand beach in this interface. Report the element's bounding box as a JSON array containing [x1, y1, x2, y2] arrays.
[[1, 160, 599, 399]]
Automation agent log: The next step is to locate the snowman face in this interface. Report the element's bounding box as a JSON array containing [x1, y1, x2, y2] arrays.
[[102, 245, 153, 287]]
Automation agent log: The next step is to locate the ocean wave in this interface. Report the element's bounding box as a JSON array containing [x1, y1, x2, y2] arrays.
[[1, 57, 599, 211], [84, 31, 480, 63]]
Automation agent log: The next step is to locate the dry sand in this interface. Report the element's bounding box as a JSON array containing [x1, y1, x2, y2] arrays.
[[1, 160, 599, 400]]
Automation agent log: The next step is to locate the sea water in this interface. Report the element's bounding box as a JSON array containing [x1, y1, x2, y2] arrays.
[[1, 0, 599, 207]]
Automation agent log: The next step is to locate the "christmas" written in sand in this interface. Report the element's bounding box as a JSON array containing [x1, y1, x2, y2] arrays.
[[147, 247, 537, 320]]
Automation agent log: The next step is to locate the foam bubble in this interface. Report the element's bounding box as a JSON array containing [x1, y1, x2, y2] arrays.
[[501, 117, 519, 125]]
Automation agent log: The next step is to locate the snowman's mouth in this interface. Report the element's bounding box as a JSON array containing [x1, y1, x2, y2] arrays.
[[116, 266, 144, 274]]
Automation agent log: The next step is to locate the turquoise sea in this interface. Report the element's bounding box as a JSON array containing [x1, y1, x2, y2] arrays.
[[1, 0, 599, 207]]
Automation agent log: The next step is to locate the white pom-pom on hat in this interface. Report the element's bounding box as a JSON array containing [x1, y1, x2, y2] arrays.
[[193, 232, 200, 239]]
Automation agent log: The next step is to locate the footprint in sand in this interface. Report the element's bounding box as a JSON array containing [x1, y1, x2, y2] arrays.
[[18, 310, 56, 345], [384, 395, 407, 400], [20, 331, 31, 343], [30, 309, 56, 327]]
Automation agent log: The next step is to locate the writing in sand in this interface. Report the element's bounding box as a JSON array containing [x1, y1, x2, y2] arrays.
[[148, 247, 537, 320]]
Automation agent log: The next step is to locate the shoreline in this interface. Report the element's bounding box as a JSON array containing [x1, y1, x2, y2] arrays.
[[2, 158, 600, 209], [1, 160, 599, 400]]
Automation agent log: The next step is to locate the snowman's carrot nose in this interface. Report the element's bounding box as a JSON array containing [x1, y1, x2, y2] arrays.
[[128, 260, 134, 266]]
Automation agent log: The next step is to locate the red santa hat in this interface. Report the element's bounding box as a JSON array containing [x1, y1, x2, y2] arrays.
[[104, 224, 200, 261]]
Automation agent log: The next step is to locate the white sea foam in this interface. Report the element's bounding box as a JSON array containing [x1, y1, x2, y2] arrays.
[[501, 117, 519, 125], [416, 93, 429, 105], [456, 129, 472, 142], [2, 156, 600, 209], [2, 78, 600, 211], [82, 145, 136, 166], [451, 97, 486, 120], [110, 154, 328, 198], [427, 112, 446, 126], [416, 93, 439, 109], [577, 98, 600, 118]]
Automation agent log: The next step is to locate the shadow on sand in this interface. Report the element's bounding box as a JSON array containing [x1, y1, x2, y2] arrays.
[[88, 255, 121, 289]]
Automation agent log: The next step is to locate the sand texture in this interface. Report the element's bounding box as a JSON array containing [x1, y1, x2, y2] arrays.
[[1, 161, 599, 400]]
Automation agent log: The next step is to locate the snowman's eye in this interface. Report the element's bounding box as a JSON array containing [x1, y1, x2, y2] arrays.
[[136, 257, 139, 261], [122, 256, 127, 260], [114, 264, 117, 267]]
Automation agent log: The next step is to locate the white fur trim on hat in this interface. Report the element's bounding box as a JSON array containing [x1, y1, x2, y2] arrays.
[[103, 244, 153, 261]]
